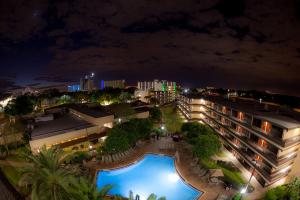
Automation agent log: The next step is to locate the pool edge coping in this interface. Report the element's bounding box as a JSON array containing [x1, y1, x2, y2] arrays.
[[94, 152, 206, 200]]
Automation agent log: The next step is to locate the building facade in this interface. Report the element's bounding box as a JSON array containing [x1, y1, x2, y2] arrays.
[[80, 75, 94, 91], [136, 79, 177, 104], [100, 79, 125, 89], [177, 94, 300, 187]]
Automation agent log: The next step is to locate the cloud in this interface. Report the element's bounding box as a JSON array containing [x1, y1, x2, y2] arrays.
[[0, 0, 299, 96]]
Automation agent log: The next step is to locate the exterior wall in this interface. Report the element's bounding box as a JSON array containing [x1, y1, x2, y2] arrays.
[[177, 94, 300, 187], [115, 111, 150, 123], [134, 90, 150, 103], [283, 128, 300, 140], [102, 80, 125, 89], [29, 126, 99, 153], [277, 145, 299, 157], [69, 108, 114, 126], [286, 148, 300, 182]]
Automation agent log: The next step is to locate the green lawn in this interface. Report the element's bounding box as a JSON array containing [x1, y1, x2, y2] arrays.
[[161, 105, 183, 133], [0, 163, 30, 196], [0, 164, 22, 187], [200, 158, 246, 187]]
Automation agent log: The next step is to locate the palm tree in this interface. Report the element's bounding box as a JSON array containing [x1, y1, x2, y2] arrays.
[[19, 146, 76, 200], [128, 191, 166, 200], [146, 194, 166, 200], [69, 176, 113, 200]]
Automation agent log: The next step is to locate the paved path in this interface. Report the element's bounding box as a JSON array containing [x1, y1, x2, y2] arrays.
[[0, 160, 30, 168], [214, 150, 268, 200], [0, 169, 24, 200]]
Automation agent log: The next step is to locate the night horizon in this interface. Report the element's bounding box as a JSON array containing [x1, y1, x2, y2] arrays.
[[1, 0, 300, 96], [2, 1, 300, 199]]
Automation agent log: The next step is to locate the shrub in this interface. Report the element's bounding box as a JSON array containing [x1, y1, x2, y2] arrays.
[[149, 107, 162, 122], [200, 159, 219, 169], [103, 128, 130, 154], [69, 151, 91, 164], [193, 134, 221, 159], [262, 186, 288, 200], [217, 160, 240, 172], [222, 168, 245, 189]]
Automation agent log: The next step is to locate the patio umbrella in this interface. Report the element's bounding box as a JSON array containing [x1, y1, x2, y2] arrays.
[[209, 169, 224, 177]]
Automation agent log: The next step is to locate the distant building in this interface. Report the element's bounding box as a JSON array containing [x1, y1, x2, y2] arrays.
[[38, 84, 69, 93], [100, 80, 125, 89], [80, 75, 94, 91], [136, 79, 177, 104], [68, 84, 80, 92]]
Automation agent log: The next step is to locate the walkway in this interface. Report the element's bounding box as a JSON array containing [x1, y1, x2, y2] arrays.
[[214, 150, 268, 200], [0, 168, 24, 200], [0, 160, 30, 168], [86, 137, 235, 200]]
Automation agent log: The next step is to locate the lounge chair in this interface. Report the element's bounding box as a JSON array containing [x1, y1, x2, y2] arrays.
[[115, 154, 120, 161], [108, 155, 112, 163]]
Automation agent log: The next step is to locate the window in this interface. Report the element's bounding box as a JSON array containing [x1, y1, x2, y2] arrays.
[[271, 125, 283, 138], [262, 121, 271, 133], [253, 118, 262, 128], [238, 112, 244, 121], [258, 139, 268, 148], [232, 110, 238, 118]]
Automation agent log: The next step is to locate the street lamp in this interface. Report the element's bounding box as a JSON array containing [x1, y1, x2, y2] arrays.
[[240, 187, 247, 194], [241, 159, 258, 197]]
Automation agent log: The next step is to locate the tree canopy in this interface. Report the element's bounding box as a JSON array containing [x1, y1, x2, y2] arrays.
[[4, 95, 36, 116], [102, 119, 153, 154], [193, 134, 221, 159], [182, 122, 215, 144], [181, 122, 221, 158], [19, 146, 114, 200], [161, 105, 183, 133], [149, 107, 162, 122], [262, 177, 300, 200]]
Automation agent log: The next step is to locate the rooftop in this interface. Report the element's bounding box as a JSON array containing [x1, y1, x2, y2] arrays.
[[68, 104, 112, 118], [181, 93, 300, 130], [46, 103, 112, 118], [31, 113, 94, 140]]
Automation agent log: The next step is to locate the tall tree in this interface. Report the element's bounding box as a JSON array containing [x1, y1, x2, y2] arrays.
[[149, 107, 162, 122], [193, 134, 221, 159], [19, 146, 76, 200], [4, 95, 36, 116], [69, 177, 112, 200]]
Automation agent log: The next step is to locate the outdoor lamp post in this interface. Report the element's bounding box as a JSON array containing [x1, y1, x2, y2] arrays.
[[240, 159, 258, 198]]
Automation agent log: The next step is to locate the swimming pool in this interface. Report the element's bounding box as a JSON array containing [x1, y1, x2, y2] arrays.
[[96, 154, 202, 200]]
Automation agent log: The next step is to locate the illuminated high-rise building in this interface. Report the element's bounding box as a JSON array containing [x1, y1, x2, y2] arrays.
[[80, 73, 94, 91], [136, 79, 177, 104]]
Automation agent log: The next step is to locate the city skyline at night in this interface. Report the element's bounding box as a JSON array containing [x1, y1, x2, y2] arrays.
[[1, 0, 300, 96]]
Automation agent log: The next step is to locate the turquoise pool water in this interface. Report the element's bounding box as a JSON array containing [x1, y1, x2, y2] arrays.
[[96, 154, 202, 200]]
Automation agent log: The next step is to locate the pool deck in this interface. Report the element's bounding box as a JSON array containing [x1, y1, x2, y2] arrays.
[[86, 137, 236, 200]]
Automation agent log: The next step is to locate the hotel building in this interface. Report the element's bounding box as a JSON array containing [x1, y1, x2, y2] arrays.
[[80, 75, 94, 91], [136, 79, 177, 104], [177, 94, 300, 187], [29, 102, 149, 153], [100, 80, 125, 89]]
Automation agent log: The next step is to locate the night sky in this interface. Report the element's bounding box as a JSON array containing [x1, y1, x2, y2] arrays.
[[1, 0, 300, 95]]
